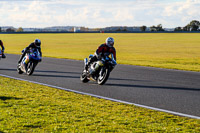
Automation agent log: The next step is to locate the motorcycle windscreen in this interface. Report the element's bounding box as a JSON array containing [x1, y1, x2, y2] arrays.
[[30, 50, 41, 60]]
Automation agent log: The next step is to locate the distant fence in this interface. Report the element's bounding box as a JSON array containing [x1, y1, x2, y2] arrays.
[[0, 31, 200, 34], [0, 31, 99, 34]]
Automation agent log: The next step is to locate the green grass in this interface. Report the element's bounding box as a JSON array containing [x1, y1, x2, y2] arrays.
[[0, 76, 200, 132], [1, 33, 200, 71]]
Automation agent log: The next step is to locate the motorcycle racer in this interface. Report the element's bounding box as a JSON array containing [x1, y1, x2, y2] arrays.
[[85, 37, 116, 71], [18, 39, 42, 63], [0, 40, 6, 58]]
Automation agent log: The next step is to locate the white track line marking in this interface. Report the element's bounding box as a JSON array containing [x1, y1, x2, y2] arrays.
[[1, 73, 200, 119]]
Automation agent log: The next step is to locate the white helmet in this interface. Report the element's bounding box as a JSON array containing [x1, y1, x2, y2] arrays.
[[106, 37, 114, 47]]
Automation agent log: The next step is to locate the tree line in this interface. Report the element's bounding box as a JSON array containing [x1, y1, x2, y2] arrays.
[[174, 20, 200, 31], [1, 20, 200, 33], [140, 20, 200, 32]]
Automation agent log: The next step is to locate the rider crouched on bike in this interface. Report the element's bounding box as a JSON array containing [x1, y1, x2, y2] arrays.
[[18, 39, 42, 63], [0, 40, 6, 58], [85, 37, 116, 71]]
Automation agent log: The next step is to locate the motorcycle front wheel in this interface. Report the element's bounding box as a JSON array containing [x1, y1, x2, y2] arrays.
[[80, 70, 89, 83], [27, 61, 37, 75], [97, 68, 110, 85], [17, 64, 23, 74]]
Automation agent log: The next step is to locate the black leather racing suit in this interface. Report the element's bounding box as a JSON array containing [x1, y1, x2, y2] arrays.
[[18, 42, 42, 63], [0, 40, 6, 58]]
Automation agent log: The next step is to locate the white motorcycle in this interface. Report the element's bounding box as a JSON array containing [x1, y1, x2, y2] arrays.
[[80, 54, 117, 85]]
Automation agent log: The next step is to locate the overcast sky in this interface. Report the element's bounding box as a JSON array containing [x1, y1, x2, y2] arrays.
[[0, 0, 199, 28]]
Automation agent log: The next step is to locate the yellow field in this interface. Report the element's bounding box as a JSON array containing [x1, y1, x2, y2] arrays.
[[1, 33, 200, 71]]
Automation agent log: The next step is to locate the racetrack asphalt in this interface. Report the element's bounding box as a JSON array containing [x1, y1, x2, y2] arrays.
[[1, 54, 200, 117]]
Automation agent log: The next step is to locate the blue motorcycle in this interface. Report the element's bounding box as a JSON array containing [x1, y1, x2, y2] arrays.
[[17, 48, 41, 75]]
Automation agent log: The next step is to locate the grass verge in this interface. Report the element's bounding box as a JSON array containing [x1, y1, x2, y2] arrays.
[[0, 76, 200, 132], [0, 33, 200, 71]]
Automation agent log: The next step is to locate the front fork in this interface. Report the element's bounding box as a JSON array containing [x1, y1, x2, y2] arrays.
[[84, 58, 88, 67]]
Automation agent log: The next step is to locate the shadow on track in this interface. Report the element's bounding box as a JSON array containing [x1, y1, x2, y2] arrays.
[[0, 68, 16, 71], [32, 74, 79, 79], [105, 83, 200, 91], [109, 77, 150, 82], [35, 70, 80, 74], [33, 70, 80, 78]]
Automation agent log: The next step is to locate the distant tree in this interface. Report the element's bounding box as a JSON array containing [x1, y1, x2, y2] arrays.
[[189, 20, 200, 31], [183, 25, 190, 31], [183, 20, 200, 31], [16, 27, 23, 32], [150, 24, 165, 31], [116, 28, 121, 32], [6, 28, 15, 32], [150, 25, 157, 31], [174, 27, 182, 31], [157, 24, 165, 31], [140, 25, 147, 32], [0, 27, 1, 32], [122, 28, 127, 32]]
